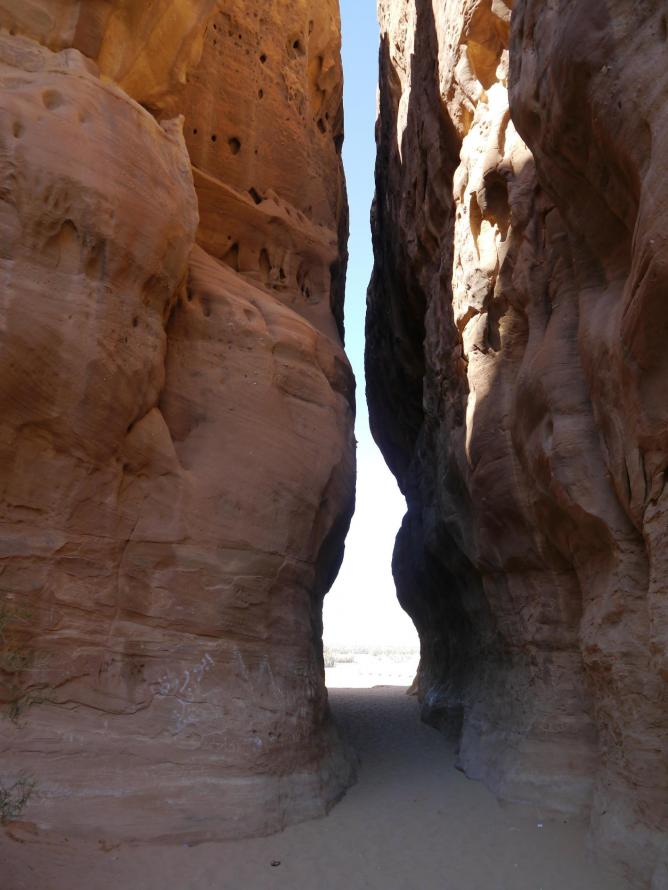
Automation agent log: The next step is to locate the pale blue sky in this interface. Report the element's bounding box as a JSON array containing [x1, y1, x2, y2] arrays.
[[322, 1, 417, 648]]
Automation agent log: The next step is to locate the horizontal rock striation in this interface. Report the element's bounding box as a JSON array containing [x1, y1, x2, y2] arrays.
[[367, 0, 667, 885], [0, 0, 355, 843]]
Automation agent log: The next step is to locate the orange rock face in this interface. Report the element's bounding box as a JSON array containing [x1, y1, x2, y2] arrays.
[[0, 1, 355, 842], [367, 0, 667, 884]]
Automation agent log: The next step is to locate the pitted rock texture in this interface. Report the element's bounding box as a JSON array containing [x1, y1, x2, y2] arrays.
[[0, 0, 355, 843], [367, 0, 667, 885], [167, 0, 349, 341]]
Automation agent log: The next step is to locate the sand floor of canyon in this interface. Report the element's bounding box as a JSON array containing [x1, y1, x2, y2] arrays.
[[1, 687, 630, 890]]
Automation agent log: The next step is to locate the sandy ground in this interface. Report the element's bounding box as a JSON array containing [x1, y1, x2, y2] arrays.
[[1, 687, 630, 890], [325, 653, 419, 688]]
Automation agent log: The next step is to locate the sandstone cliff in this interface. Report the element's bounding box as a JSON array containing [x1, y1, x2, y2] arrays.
[[0, 1, 355, 842], [367, 0, 667, 885]]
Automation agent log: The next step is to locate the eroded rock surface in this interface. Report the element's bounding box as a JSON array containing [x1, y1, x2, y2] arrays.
[[0, 0, 355, 843], [367, 0, 667, 884]]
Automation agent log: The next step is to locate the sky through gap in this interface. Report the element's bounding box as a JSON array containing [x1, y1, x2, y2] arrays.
[[322, 0, 417, 649]]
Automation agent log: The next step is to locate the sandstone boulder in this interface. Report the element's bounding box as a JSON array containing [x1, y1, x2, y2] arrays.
[[0, 0, 354, 844]]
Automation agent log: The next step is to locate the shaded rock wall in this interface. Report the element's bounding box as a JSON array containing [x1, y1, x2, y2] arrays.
[[367, 0, 667, 884], [0, 0, 355, 843]]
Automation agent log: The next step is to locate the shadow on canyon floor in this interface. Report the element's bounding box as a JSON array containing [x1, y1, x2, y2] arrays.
[[2, 687, 628, 890]]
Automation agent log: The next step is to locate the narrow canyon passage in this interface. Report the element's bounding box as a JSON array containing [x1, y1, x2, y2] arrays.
[[1, 686, 628, 890], [0, 1, 666, 888]]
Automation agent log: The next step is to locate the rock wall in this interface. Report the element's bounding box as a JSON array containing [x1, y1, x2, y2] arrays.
[[0, 1, 355, 842], [367, 0, 667, 885]]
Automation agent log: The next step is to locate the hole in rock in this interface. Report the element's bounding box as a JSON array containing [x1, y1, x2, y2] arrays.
[[259, 248, 271, 284], [228, 137, 241, 154], [223, 242, 240, 272], [42, 90, 63, 110], [481, 172, 511, 241], [287, 32, 307, 58]]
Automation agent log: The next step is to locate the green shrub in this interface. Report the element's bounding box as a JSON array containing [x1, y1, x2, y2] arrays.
[[0, 774, 35, 824], [0, 602, 36, 720]]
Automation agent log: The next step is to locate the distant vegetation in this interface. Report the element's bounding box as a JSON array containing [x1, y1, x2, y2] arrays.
[[324, 645, 419, 668]]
